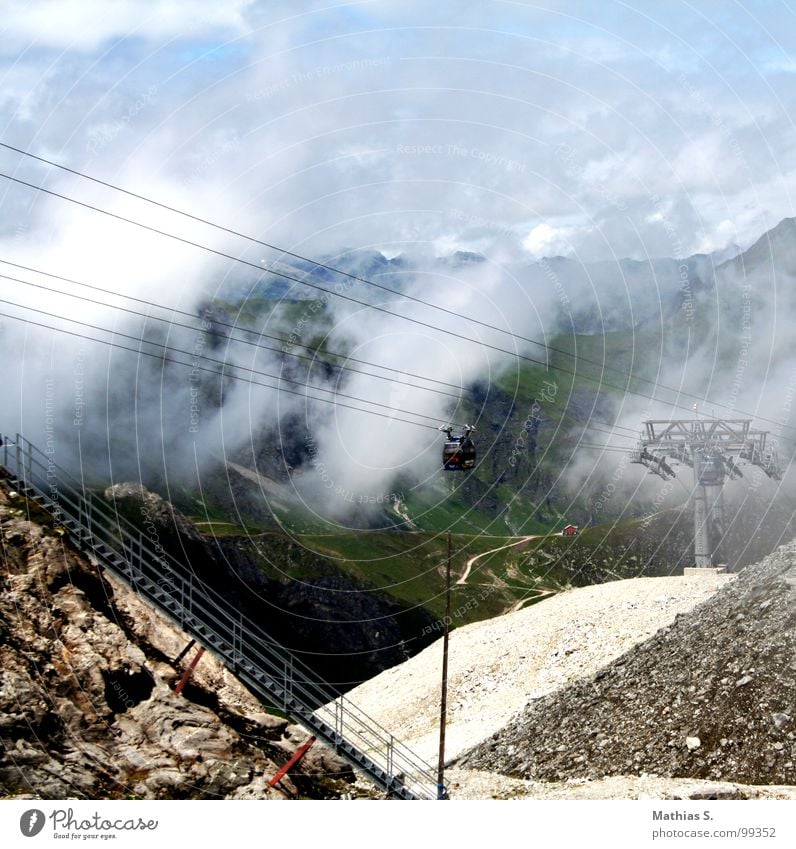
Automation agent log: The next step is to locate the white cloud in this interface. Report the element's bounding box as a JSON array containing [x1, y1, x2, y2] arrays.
[[0, 0, 255, 51], [1, 0, 795, 521], [2, 0, 795, 264], [694, 218, 739, 255], [522, 223, 575, 257]]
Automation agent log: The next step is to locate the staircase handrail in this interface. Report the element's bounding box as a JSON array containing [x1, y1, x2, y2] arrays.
[[0, 432, 437, 799]]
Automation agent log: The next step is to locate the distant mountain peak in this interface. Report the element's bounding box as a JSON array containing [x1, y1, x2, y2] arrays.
[[439, 250, 486, 265], [709, 242, 741, 264], [723, 216, 796, 272]]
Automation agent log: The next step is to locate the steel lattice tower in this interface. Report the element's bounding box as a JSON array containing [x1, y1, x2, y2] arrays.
[[631, 419, 781, 568]]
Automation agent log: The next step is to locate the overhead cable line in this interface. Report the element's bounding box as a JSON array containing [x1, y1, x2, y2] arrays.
[[0, 269, 466, 402], [0, 140, 785, 435], [1, 296, 638, 449], [0, 258, 466, 394], [0, 170, 570, 370], [0, 310, 445, 431], [0, 300, 456, 428], [0, 171, 638, 412], [0, 269, 641, 445], [0, 262, 641, 441], [563, 429, 638, 444], [0, 165, 788, 436], [576, 443, 642, 453]]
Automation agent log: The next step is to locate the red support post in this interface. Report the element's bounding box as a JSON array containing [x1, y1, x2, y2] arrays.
[[174, 646, 205, 696], [268, 737, 317, 787]]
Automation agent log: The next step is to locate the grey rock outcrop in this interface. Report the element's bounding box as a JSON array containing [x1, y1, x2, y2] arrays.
[[103, 482, 434, 688], [0, 484, 355, 799]]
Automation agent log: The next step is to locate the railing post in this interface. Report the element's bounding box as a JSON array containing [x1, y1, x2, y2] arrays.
[[22, 436, 31, 487], [180, 574, 188, 628], [283, 655, 293, 711], [136, 533, 145, 582], [233, 615, 243, 669], [336, 694, 344, 739], [81, 488, 89, 535]]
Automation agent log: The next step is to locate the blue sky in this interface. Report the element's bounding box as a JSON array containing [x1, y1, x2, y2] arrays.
[[2, 0, 796, 266]]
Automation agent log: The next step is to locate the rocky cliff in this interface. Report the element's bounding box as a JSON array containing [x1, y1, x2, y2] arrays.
[[104, 482, 435, 690], [0, 482, 357, 799]]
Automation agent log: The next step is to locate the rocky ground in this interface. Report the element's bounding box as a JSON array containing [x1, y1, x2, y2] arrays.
[[444, 768, 796, 800], [5, 470, 796, 801], [333, 572, 732, 764], [460, 539, 796, 788], [0, 482, 358, 800]]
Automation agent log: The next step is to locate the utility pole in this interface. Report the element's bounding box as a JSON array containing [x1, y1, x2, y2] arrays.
[[632, 418, 781, 569], [437, 531, 451, 800]]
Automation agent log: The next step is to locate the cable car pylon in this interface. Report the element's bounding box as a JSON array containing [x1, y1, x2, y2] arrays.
[[631, 418, 782, 570]]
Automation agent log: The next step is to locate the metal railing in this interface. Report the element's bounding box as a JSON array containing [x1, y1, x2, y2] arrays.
[[0, 432, 437, 800]]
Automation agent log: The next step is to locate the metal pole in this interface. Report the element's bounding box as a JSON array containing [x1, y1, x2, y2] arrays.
[[174, 646, 205, 696], [173, 639, 197, 667], [268, 736, 316, 787], [693, 452, 711, 567], [437, 531, 451, 800]]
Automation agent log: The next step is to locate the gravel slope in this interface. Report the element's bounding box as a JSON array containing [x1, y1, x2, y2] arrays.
[[444, 769, 796, 800], [338, 572, 731, 764], [461, 541, 796, 788]]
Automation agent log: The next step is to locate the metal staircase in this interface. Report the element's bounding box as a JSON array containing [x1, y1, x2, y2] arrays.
[[0, 433, 437, 800]]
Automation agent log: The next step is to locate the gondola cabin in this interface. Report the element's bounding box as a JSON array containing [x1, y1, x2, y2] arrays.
[[697, 454, 724, 486], [562, 524, 579, 536], [440, 426, 476, 471]]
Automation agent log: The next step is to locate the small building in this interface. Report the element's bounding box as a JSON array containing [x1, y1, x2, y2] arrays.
[[561, 524, 579, 536]]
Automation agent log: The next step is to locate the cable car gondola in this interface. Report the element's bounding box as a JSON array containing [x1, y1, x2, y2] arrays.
[[697, 453, 724, 486], [440, 425, 476, 471]]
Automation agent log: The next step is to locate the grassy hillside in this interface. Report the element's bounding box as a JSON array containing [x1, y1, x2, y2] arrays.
[[158, 285, 796, 647], [195, 284, 760, 541]]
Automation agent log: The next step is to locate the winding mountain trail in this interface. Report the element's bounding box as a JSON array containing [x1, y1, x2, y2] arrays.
[[507, 586, 557, 612], [457, 535, 539, 585]]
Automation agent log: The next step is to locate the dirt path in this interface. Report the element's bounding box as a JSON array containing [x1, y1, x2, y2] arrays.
[[457, 535, 538, 585], [507, 586, 557, 612]]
